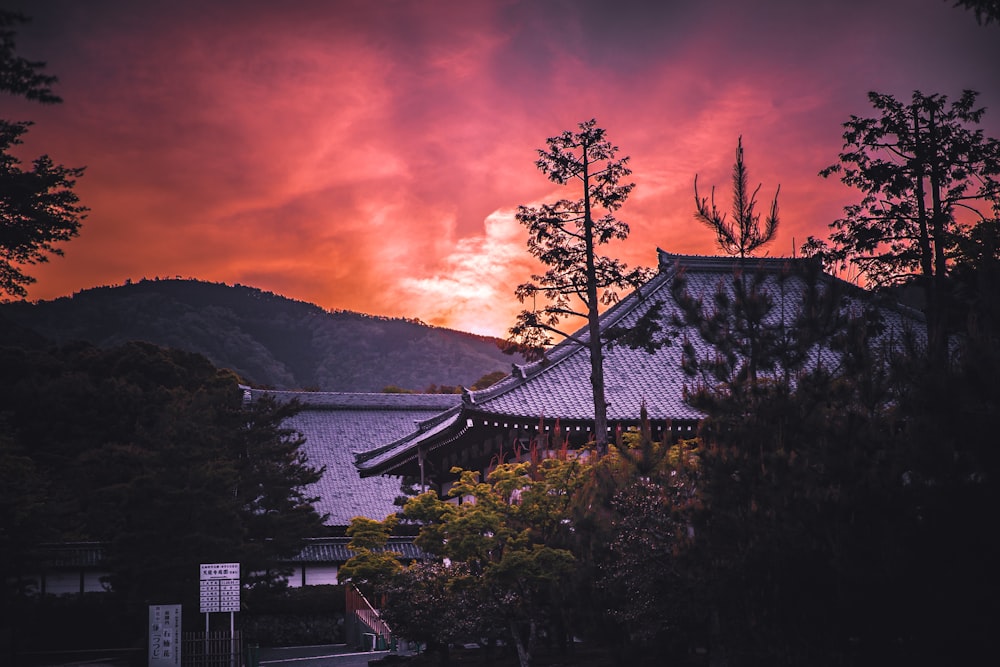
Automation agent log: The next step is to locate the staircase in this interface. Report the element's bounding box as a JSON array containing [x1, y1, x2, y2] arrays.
[[345, 584, 393, 651]]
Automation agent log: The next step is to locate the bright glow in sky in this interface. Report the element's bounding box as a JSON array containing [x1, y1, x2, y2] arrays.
[[6, 0, 1000, 336]]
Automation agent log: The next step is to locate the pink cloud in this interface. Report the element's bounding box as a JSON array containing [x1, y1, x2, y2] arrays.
[[8, 0, 1000, 337]]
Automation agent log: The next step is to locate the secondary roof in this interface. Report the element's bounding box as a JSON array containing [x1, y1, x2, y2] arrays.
[[242, 388, 462, 526]]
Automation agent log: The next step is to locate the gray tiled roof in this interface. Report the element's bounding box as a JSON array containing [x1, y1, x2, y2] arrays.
[[246, 390, 463, 411], [464, 249, 923, 421], [35, 538, 427, 567], [292, 536, 429, 562], [354, 405, 465, 472], [39, 542, 107, 568], [244, 388, 462, 526], [357, 249, 926, 475]]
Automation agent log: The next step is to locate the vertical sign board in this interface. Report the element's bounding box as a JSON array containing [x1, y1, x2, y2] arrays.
[[200, 563, 240, 667], [200, 562, 240, 612], [149, 604, 181, 667]]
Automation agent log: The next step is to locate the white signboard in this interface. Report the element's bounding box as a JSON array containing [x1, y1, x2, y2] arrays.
[[219, 578, 241, 612], [200, 563, 240, 580], [149, 604, 181, 667], [200, 563, 240, 613]]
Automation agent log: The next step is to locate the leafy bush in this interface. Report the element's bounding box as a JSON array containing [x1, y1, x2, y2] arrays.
[[242, 585, 345, 646]]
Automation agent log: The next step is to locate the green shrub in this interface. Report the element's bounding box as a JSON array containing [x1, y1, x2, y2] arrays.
[[242, 585, 346, 646]]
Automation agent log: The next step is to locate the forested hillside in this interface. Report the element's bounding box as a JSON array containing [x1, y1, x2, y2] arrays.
[[0, 279, 517, 391]]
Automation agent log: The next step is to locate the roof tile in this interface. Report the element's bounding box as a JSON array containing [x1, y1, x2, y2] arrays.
[[357, 250, 927, 475], [245, 388, 461, 526]]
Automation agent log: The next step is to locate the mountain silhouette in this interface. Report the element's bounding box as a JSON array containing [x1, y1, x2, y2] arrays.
[[0, 278, 517, 391]]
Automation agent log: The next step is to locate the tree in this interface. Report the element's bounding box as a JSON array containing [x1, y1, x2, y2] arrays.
[[398, 461, 583, 667], [672, 204, 1000, 663], [470, 369, 507, 390], [1, 11, 87, 298], [232, 393, 328, 587], [950, 0, 1000, 25], [694, 136, 780, 259], [800, 93, 1000, 662], [0, 340, 327, 615], [380, 561, 495, 666], [509, 119, 650, 451], [338, 515, 402, 591], [0, 426, 54, 596], [0, 11, 59, 103], [809, 89, 1000, 367], [595, 412, 704, 656]]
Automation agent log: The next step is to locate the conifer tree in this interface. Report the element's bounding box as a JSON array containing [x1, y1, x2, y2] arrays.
[[809, 89, 1000, 368], [509, 120, 650, 451], [694, 136, 780, 260]]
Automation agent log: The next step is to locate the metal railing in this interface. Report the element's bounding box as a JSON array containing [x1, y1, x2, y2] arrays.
[[182, 630, 241, 667]]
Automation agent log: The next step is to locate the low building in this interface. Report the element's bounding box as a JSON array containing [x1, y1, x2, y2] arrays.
[[17, 542, 110, 596], [26, 392, 457, 595], [239, 389, 460, 585], [241, 389, 462, 529]]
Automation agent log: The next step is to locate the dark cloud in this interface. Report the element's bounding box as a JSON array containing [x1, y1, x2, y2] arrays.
[[6, 0, 999, 334]]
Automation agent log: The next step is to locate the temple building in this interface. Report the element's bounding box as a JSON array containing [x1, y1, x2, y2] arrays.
[[354, 249, 925, 490], [32, 249, 926, 593]]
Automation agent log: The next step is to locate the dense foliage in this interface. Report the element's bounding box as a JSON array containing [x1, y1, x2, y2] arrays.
[[1, 10, 87, 298], [361, 93, 999, 666], [0, 335, 327, 625], [364, 267, 997, 665]]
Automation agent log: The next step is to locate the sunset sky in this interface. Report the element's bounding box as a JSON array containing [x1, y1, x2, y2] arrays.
[[6, 0, 1000, 336]]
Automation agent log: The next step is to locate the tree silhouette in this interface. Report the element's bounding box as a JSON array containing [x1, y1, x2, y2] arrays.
[[509, 119, 650, 451], [950, 0, 1000, 25], [0, 341, 326, 613], [809, 89, 1000, 368], [0, 11, 87, 298], [694, 136, 780, 259], [0, 11, 60, 103]]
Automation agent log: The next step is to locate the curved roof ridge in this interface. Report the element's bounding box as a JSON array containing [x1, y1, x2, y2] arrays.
[[355, 404, 463, 464], [356, 408, 467, 475], [463, 260, 678, 407], [244, 387, 463, 411], [657, 249, 927, 323], [657, 248, 797, 272]]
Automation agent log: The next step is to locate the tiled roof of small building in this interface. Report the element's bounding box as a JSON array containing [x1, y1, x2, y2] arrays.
[[291, 536, 429, 562], [243, 388, 462, 526], [357, 249, 926, 476], [35, 538, 427, 567], [39, 542, 107, 568]]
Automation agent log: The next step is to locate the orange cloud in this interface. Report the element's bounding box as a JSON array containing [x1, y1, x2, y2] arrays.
[[8, 0, 1000, 337]]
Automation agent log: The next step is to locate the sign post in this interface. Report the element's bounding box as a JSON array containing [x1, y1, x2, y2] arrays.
[[200, 563, 240, 667], [148, 604, 181, 667]]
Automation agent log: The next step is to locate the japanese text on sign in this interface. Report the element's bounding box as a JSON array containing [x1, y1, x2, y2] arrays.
[[200, 563, 239, 580], [149, 604, 181, 667], [200, 563, 240, 613]]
